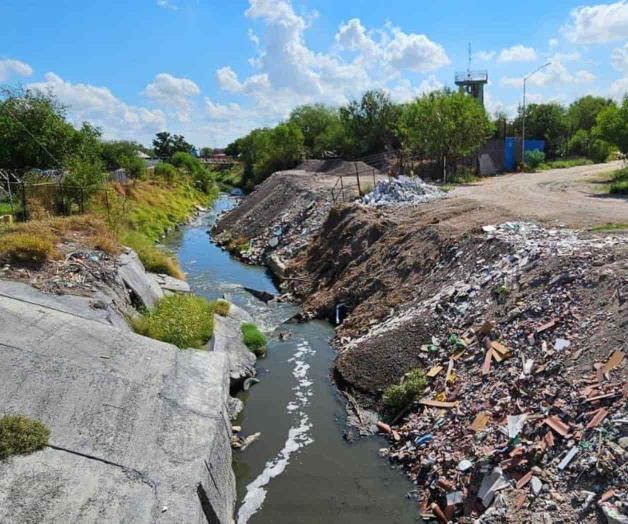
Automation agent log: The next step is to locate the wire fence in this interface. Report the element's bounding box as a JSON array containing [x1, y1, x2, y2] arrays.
[[0, 177, 115, 223]]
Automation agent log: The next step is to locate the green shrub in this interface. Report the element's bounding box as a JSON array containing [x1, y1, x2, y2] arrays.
[[448, 168, 479, 184], [132, 294, 215, 349], [0, 415, 50, 459], [524, 150, 545, 170], [382, 369, 427, 413], [610, 168, 628, 195], [590, 139, 611, 163], [0, 232, 56, 264], [214, 299, 231, 317], [154, 162, 177, 182], [241, 322, 267, 357], [121, 231, 184, 279], [171, 152, 199, 173]]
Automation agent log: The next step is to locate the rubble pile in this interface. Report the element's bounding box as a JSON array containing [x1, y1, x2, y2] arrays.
[[357, 223, 627, 523], [0, 248, 124, 297], [360, 176, 445, 207]]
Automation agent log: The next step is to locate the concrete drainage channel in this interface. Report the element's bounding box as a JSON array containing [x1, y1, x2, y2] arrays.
[[163, 195, 419, 524]]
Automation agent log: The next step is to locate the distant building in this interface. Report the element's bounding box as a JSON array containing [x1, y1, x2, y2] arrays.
[[455, 70, 488, 107]]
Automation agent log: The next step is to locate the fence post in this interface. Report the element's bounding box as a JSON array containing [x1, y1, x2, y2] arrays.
[[104, 188, 111, 223], [80, 187, 84, 214], [372, 168, 376, 186], [340, 176, 345, 202], [354, 163, 362, 196], [21, 182, 29, 221]]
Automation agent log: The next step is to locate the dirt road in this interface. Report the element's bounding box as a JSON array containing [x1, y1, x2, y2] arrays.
[[453, 160, 627, 228]]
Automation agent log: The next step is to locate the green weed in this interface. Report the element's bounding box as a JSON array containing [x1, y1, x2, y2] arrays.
[[241, 322, 267, 357], [382, 369, 427, 413], [0, 415, 50, 460]]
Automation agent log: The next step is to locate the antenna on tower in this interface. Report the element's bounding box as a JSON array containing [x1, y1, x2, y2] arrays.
[[468, 43, 472, 72]]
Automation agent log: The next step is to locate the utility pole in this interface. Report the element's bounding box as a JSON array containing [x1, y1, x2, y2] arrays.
[[522, 62, 551, 165]]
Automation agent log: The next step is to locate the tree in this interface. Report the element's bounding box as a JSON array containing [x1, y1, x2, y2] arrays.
[[397, 90, 493, 180], [513, 103, 568, 158], [567, 96, 615, 133], [199, 147, 213, 158], [339, 90, 401, 158], [0, 86, 79, 170], [288, 104, 345, 158], [594, 96, 628, 156], [152, 132, 194, 160], [100, 140, 143, 170]]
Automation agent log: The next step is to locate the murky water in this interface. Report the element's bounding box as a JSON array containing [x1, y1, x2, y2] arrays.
[[164, 196, 418, 524]]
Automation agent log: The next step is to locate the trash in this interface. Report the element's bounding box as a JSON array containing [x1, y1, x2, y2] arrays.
[[419, 399, 458, 409], [557, 447, 579, 470], [376, 421, 392, 434], [426, 365, 443, 378], [530, 476, 543, 496], [554, 338, 571, 351], [469, 412, 490, 432], [477, 467, 510, 507], [603, 351, 625, 374], [516, 471, 533, 489], [415, 434, 434, 446], [544, 416, 570, 437], [243, 377, 260, 391], [507, 414, 527, 439], [446, 491, 464, 505], [360, 176, 445, 207], [457, 459, 473, 472], [162, 506, 168, 513], [599, 502, 628, 524], [239, 432, 261, 451]]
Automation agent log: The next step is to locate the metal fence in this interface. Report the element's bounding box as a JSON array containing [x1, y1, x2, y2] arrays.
[[0, 178, 115, 222]]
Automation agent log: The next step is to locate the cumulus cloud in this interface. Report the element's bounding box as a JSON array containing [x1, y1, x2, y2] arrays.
[[143, 73, 200, 121], [28, 73, 166, 141], [562, 1, 628, 43], [387, 75, 444, 102], [500, 60, 596, 88], [0, 58, 33, 82], [205, 98, 243, 120], [609, 75, 628, 99], [214, 2, 449, 120], [612, 43, 628, 72], [497, 45, 537, 63]]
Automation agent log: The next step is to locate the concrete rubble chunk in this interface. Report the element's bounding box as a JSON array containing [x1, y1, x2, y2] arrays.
[[478, 467, 510, 507], [0, 288, 235, 523], [211, 309, 256, 387], [360, 176, 445, 207], [117, 250, 164, 309], [148, 273, 191, 294]]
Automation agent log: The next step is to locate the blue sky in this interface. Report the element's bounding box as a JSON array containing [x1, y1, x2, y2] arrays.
[[1, 0, 627, 147]]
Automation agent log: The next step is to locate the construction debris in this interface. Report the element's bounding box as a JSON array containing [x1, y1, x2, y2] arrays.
[[360, 176, 445, 207]]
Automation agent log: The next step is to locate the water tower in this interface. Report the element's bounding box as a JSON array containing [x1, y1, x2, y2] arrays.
[[455, 44, 488, 107]]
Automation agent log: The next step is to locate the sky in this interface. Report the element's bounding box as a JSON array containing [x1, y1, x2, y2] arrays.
[[1, 0, 627, 148]]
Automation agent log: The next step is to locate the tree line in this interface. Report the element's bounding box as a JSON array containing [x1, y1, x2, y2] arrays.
[[226, 89, 628, 188]]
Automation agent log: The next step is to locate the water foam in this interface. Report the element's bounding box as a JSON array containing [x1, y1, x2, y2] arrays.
[[236, 341, 316, 523]]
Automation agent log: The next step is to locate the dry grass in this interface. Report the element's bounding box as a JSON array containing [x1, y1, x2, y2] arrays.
[[0, 215, 120, 265], [214, 299, 231, 316], [0, 233, 56, 265]]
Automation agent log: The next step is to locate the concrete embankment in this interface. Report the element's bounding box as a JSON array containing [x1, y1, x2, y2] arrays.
[[0, 253, 243, 522]]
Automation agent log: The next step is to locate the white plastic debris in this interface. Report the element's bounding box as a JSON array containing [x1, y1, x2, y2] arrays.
[[507, 414, 527, 439], [360, 176, 445, 207], [558, 446, 579, 470], [458, 459, 473, 472], [530, 476, 543, 496], [478, 467, 510, 507]]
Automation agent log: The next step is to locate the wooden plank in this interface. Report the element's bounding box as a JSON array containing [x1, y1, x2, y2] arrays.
[[490, 341, 511, 356], [603, 351, 624, 374], [544, 416, 570, 437], [427, 366, 444, 378], [419, 399, 458, 409], [469, 412, 490, 432], [481, 349, 493, 375]]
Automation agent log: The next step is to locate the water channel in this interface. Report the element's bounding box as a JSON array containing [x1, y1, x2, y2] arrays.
[[164, 195, 418, 524]]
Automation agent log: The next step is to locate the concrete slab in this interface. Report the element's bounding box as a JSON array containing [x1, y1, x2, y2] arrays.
[[212, 314, 256, 386], [117, 250, 164, 309], [149, 273, 192, 294], [0, 291, 235, 523]]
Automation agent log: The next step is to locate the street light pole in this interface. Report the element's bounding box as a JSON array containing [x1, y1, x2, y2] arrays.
[[521, 62, 551, 166]]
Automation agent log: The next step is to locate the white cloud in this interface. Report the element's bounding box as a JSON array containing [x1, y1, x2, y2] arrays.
[[387, 75, 444, 102], [551, 51, 581, 62], [562, 1, 628, 43], [549, 38, 559, 48], [156, 0, 177, 10], [609, 76, 628, 99], [143, 73, 200, 121], [475, 50, 495, 61], [205, 98, 243, 120], [497, 45, 537, 63], [28, 73, 166, 141], [500, 60, 595, 88], [214, 2, 449, 128], [0, 59, 33, 82], [612, 43, 628, 72]]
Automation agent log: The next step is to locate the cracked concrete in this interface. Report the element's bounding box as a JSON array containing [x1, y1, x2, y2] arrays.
[[0, 285, 236, 523]]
